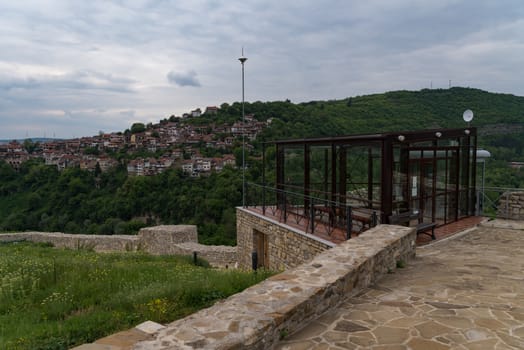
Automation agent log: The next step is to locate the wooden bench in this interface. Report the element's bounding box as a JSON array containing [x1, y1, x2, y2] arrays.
[[389, 211, 436, 240], [313, 205, 377, 233]]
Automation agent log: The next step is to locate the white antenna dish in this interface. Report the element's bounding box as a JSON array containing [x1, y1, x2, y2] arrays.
[[463, 109, 474, 123]]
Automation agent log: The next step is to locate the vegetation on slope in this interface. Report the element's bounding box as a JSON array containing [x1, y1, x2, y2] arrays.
[[0, 160, 247, 245], [0, 241, 272, 350], [1, 87, 523, 242]]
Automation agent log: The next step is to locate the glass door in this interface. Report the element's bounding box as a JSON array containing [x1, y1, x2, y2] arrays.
[[409, 159, 434, 223]]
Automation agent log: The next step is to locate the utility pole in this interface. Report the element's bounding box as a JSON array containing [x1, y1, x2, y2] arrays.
[[239, 49, 248, 207]]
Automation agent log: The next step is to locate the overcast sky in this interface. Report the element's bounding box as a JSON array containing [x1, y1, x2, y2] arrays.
[[1, 0, 523, 139]]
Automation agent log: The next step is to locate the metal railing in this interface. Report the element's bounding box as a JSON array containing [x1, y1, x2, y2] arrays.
[[244, 182, 378, 239], [477, 187, 524, 219]]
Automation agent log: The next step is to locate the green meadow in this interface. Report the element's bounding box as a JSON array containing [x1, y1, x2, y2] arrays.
[[0, 241, 271, 350]]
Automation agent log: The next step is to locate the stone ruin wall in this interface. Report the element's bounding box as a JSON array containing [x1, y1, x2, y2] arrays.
[[0, 225, 236, 268], [497, 191, 524, 221]]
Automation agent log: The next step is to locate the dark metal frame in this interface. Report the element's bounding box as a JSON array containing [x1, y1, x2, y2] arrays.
[[249, 128, 477, 239]]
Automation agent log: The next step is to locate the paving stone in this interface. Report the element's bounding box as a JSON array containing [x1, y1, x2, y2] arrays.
[[95, 329, 152, 349], [275, 340, 317, 350], [464, 329, 491, 341], [385, 317, 425, 328], [288, 321, 327, 340], [370, 310, 404, 323], [407, 338, 450, 350], [428, 309, 456, 317], [135, 321, 165, 335], [322, 331, 348, 343], [378, 300, 413, 308], [311, 344, 330, 350], [445, 332, 469, 344], [341, 310, 369, 321], [496, 332, 524, 348], [507, 311, 524, 321], [426, 301, 469, 309], [513, 325, 524, 337], [333, 320, 369, 332], [373, 345, 408, 350], [463, 338, 498, 350], [372, 326, 410, 344], [474, 317, 506, 330], [430, 316, 473, 329], [348, 331, 376, 347], [333, 341, 358, 349], [415, 320, 453, 339]]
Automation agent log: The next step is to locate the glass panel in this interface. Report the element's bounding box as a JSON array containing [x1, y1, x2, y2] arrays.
[[392, 146, 409, 214], [283, 146, 305, 194], [409, 160, 420, 212], [421, 161, 434, 223], [434, 158, 447, 225], [344, 145, 379, 209], [309, 146, 331, 201]]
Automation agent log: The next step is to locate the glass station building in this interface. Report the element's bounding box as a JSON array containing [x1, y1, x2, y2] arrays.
[[259, 127, 478, 231]]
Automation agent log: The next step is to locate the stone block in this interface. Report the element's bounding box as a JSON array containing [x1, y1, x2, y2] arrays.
[[138, 225, 198, 254]]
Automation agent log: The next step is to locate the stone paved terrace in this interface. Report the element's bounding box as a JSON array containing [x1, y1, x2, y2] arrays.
[[276, 220, 524, 350]]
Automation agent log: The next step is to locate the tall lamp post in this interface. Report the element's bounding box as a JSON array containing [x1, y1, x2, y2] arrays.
[[239, 50, 247, 207]]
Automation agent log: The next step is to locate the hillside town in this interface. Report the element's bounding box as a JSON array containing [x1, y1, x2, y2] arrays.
[[0, 106, 270, 177]]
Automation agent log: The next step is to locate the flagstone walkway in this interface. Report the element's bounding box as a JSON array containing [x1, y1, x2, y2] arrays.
[[276, 222, 524, 350]]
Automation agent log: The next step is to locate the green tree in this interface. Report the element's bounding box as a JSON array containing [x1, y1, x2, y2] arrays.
[[130, 123, 146, 134]]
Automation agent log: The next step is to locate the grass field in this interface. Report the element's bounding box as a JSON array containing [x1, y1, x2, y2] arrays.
[[0, 241, 272, 350]]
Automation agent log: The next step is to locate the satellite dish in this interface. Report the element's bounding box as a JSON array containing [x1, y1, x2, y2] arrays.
[[463, 109, 474, 123]]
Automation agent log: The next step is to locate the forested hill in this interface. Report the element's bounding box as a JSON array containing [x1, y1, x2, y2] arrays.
[[219, 87, 524, 141], [1, 87, 523, 244]]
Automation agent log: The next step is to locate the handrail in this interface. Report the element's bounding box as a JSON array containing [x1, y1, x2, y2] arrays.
[[275, 183, 382, 207], [476, 187, 524, 218], [245, 182, 379, 240]]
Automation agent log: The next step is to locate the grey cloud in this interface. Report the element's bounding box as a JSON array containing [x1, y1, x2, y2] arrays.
[[1, 0, 523, 139], [167, 70, 201, 87], [0, 70, 135, 93]]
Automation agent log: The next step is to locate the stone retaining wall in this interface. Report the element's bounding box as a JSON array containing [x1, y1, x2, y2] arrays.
[[133, 224, 416, 350], [0, 225, 236, 268], [172, 242, 237, 268], [498, 191, 524, 220], [236, 208, 335, 270]]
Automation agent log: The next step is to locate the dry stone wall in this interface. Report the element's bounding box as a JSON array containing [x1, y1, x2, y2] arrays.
[[133, 224, 417, 350], [236, 208, 335, 270], [0, 232, 138, 251], [0, 225, 236, 268], [138, 225, 198, 253], [498, 191, 524, 220]]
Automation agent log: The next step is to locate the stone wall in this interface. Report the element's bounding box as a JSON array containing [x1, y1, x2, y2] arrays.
[[0, 225, 236, 268], [133, 224, 416, 350], [171, 242, 237, 268], [0, 232, 138, 251], [236, 208, 335, 271], [497, 191, 524, 220], [137, 225, 198, 254]]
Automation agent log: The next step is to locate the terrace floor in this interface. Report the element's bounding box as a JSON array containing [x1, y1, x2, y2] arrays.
[[245, 206, 486, 246], [276, 220, 524, 349]]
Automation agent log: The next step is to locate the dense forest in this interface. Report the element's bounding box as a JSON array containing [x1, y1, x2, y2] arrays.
[[1, 87, 523, 244]]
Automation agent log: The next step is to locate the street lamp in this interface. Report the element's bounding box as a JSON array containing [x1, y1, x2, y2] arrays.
[[239, 49, 247, 207]]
